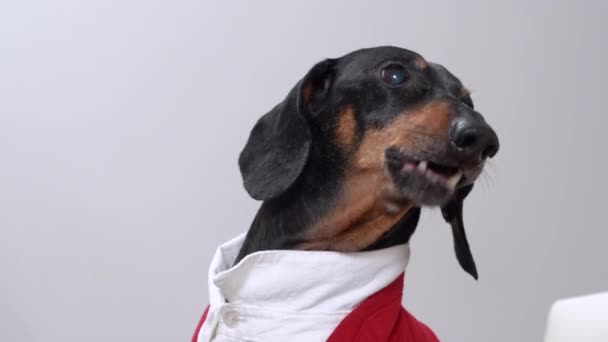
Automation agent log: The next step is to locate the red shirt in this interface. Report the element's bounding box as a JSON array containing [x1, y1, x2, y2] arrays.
[[192, 274, 439, 342]]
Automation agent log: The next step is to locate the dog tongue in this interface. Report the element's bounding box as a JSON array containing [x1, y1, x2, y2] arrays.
[[402, 162, 417, 172]]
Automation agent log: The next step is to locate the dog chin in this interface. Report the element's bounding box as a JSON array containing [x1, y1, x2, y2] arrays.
[[392, 179, 455, 207]]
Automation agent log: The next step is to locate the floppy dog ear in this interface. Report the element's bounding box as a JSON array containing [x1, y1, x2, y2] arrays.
[[238, 59, 335, 200], [441, 184, 478, 279]]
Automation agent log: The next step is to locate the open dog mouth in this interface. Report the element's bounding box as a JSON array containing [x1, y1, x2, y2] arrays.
[[384, 148, 470, 206], [402, 160, 464, 191]]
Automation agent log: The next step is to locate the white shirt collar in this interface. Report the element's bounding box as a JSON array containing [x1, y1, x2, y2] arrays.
[[198, 233, 410, 342]]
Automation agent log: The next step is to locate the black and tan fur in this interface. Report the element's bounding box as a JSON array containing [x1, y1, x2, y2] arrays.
[[235, 46, 499, 279]]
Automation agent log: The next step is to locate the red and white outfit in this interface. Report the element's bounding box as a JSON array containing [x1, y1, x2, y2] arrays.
[[192, 233, 439, 342]]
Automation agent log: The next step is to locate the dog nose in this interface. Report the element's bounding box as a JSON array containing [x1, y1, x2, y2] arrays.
[[450, 117, 499, 161]]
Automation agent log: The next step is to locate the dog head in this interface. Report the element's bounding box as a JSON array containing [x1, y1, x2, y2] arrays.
[[238, 46, 499, 279]]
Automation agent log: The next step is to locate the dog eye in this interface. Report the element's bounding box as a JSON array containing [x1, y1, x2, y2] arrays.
[[381, 64, 409, 86]]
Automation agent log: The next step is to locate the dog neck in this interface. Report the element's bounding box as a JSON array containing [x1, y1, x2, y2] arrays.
[[234, 154, 420, 264], [295, 170, 415, 252]]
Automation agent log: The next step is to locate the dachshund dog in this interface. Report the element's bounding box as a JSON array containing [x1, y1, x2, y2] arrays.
[[236, 46, 499, 279], [193, 46, 499, 342]]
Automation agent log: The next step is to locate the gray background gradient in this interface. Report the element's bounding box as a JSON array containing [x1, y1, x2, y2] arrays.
[[1, 1, 607, 341]]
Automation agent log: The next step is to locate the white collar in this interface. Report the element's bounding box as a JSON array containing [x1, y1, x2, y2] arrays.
[[198, 233, 410, 341]]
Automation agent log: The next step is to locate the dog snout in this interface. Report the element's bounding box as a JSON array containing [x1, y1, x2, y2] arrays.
[[449, 115, 499, 162]]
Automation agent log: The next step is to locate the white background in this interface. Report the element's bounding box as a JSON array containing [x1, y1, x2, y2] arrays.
[[1, 1, 607, 341]]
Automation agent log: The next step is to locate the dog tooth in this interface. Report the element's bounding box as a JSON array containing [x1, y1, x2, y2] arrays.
[[417, 161, 428, 173], [446, 171, 463, 190]]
